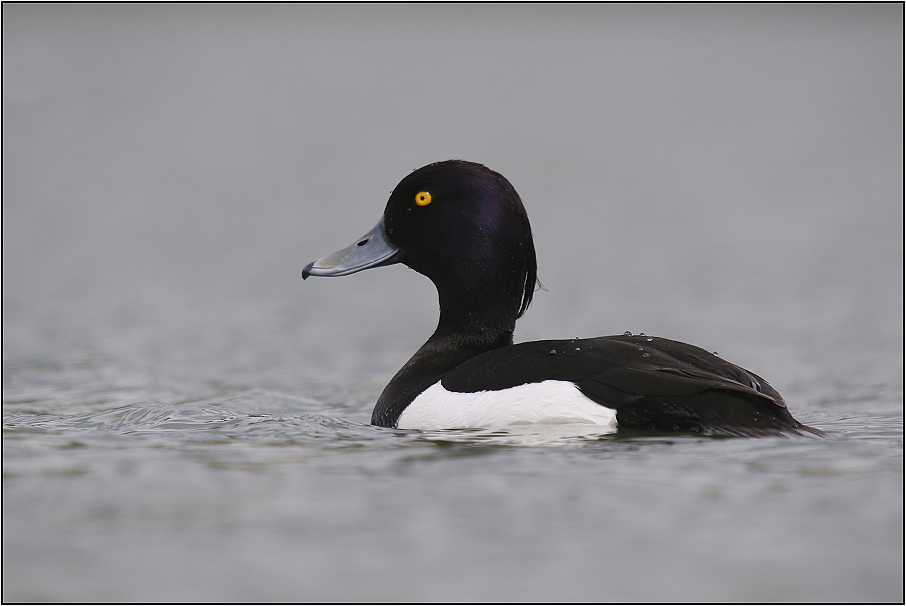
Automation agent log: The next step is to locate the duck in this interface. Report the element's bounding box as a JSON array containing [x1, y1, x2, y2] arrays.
[[302, 160, 822, 437]]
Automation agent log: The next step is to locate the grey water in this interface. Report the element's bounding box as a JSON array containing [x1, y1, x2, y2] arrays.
[[3, 4, 903, 602]]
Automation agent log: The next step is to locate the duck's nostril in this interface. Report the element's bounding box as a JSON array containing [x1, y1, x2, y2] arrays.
[[357, 238, 369, 247]]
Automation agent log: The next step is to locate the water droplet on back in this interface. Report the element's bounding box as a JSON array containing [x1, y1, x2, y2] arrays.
[[623, 331, 632, 336]]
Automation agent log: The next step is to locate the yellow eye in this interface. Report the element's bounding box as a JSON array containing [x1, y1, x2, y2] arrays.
[[415, 191, 432, 206]]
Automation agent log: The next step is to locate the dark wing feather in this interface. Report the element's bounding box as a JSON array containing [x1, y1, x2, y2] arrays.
[[443, 335, 821, 437]]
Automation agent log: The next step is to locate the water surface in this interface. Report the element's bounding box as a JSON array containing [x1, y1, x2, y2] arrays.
[[3, 4, 903, 602]]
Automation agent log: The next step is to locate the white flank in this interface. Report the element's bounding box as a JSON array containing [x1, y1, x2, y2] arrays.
[[397, 379, 618, 431]]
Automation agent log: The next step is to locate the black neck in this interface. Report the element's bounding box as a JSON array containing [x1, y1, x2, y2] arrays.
[[371, 320, 514, 427], [371, 239, 530, 427], [433, 264, 525, 331]]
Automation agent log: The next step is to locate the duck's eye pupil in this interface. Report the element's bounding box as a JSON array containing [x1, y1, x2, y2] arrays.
[[415, 191, 432, 206]]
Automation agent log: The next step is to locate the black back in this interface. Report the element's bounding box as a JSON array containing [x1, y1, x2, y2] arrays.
[[442, 335, 821, 437]]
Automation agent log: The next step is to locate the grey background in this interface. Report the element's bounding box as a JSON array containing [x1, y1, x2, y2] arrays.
[[3, 4, 903, 602], [5, 4, 902, 380]]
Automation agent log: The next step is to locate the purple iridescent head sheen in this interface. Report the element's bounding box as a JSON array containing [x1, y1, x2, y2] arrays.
[[384, 160, 537, 319]]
